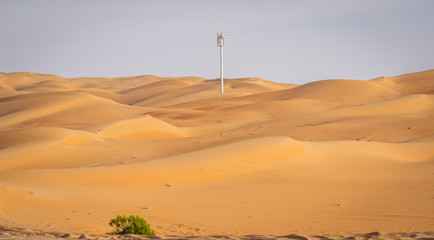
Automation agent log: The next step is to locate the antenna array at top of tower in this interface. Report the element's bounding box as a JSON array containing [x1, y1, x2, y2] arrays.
[[217, 32, 226, 47]]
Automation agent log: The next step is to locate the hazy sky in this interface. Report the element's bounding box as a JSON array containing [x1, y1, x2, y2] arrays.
[[1, 0, 433, 84]]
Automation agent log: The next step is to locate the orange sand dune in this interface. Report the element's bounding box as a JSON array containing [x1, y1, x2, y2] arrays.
[[0, 69, 433, 237], [0, 91, 147, 130], [0, 127, 103, 170], [371, 69, 434, 94], [95, 115, 188, 140]]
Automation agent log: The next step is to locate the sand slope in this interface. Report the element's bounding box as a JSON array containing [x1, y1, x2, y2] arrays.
[[95, 115, 188, 140], [0, 69, 433, 237], [0, 91, 147, 130]]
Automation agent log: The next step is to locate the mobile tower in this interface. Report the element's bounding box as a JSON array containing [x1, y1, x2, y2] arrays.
[[217, 32, 226, 93]]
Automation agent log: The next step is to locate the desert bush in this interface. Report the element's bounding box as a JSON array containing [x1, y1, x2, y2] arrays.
[[108, 215, 155, 235]]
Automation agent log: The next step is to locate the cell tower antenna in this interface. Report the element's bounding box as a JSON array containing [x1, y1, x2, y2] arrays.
[[217, 32, 226, 93]]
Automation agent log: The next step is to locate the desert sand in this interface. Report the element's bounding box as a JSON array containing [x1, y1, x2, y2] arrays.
[[0, 70, 433, 239]]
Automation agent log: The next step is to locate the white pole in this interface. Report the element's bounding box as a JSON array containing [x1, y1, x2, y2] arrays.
[[217, 32, 225, 94], [220, 46, 224, 93]]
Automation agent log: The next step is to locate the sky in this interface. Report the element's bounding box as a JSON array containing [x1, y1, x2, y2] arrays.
[[1, 0, 433, 84]]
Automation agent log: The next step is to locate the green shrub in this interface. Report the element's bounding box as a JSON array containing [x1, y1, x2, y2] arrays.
[[108, 215, 155, 235]]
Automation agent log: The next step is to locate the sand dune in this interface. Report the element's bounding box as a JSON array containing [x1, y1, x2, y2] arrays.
[[115, 78, 198, 106], [0, 69, 433, 237], [16, 80, 73, 92], [371, 69, 434, 94], [0, 127, 103, 170], [0, 91, 147, 130], [0, 72, 65, 90], [95, 115, 188, 140]]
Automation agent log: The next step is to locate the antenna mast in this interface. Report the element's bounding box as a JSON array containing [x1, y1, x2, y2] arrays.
[[217, 32, 226, 93]]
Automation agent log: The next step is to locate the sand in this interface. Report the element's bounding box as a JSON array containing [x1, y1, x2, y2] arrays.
[[0, 70, 433, 239], [0, 225, 433, 240]]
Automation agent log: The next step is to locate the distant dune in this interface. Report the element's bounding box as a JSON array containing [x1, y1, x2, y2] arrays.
[[0, 69, 433, 237]]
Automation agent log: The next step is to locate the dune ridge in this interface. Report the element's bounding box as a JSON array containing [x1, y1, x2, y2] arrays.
[[0, 69, 433, 237]]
